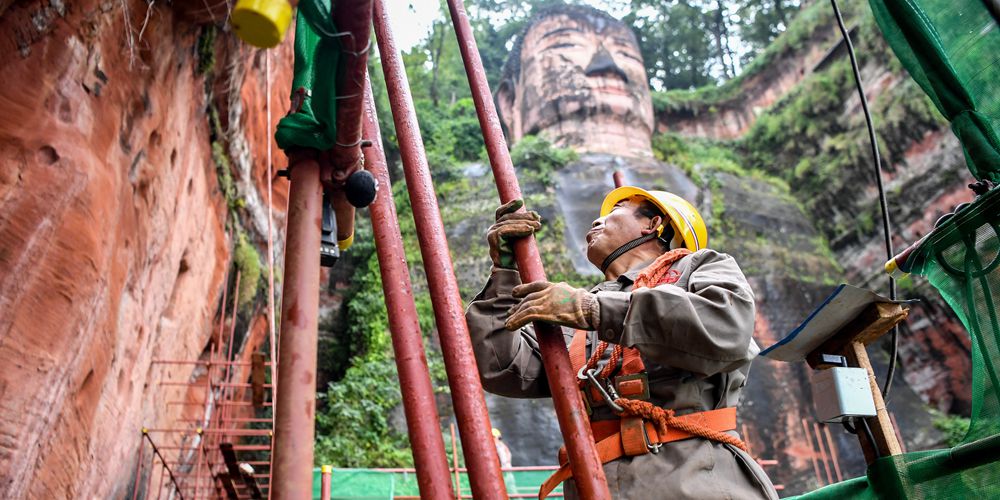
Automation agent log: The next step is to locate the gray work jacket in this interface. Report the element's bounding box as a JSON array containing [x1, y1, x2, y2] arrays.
[[465, 249, 779, 499]]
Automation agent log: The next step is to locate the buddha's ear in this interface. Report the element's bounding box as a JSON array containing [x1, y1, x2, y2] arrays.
[[495, 78, 516, 140]]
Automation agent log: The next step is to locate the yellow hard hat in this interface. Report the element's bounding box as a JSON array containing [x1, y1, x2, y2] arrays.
[[600, 186, 708, 251], [491, 428, 502, 438]]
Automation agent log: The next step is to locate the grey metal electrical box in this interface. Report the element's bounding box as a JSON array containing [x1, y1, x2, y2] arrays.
[[812, 367, 877, 423]]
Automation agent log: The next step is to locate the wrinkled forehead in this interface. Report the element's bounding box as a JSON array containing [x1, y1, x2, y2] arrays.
[[522, 13, 638, 50]]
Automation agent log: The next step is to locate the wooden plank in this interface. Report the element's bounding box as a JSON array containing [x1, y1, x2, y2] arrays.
[[806, 302, 908, 369], [217, 472, 240, 500], [221, 442, 263, 499], [844, 341, 903, 464], [251, 352, 266, 408]]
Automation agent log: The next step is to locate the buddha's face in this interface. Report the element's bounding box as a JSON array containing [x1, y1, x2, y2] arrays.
[[497, 13, 655, 157]]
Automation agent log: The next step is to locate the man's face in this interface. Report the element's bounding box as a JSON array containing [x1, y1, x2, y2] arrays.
[[499, 13, 655, 156], [585, 197, 654, 267]]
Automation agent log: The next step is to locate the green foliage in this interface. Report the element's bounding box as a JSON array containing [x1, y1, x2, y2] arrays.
[[933, 412, 972, 447], [510, 135, 579, 187], [233, 232, 261, 309], [196, 25, 217, 76], [315, 348, 413, 467], [415, 97, 486, 167], [627, 0, 803, 91], [651, 0, 827, 112]]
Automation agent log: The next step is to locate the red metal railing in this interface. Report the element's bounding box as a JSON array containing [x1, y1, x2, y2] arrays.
[[133, 266, 279, 498]]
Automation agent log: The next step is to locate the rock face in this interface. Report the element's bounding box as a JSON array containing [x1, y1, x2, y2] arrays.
[[0, 0, 290, 496]]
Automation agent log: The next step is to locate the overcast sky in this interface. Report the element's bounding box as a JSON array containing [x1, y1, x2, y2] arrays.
[[382, 0, 631, 52]]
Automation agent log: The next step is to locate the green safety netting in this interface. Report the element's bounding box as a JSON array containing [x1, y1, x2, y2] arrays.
[[787, 2, 1000, 497], [867, 0, 1000, 182], [792, 187, 1000, 499], [310, 467, 563, 499], [274, 0, 343, 151]]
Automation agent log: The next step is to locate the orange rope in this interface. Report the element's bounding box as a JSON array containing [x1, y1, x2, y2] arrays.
[[583, 247, 748, 452], [615, 399, 749, 452]]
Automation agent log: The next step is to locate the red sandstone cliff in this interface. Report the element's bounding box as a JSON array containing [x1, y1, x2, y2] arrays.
[[0, 0, 291, 495]]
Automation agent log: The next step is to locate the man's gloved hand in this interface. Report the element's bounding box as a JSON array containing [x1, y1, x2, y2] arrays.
[[487, 199, 541, 269], [505, 281, 599, 331]]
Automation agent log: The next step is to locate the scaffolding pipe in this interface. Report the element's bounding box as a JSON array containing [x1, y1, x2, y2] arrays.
[[320, 466, 332, 500], [612, 170, 625, 188], [361, 77, 456, 499], [372, 2, 506, 497], [326, 0, 375, 245], [445, 1, 610, 497], [270, 155, 323, 498]]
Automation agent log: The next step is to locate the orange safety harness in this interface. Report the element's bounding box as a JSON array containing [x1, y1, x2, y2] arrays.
[[539, 248, 749, 499]]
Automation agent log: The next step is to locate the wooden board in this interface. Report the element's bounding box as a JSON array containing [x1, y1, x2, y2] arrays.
[[806, 302, 908, 369], [252, 352, 266, 408], [844, 341, 903, 464]]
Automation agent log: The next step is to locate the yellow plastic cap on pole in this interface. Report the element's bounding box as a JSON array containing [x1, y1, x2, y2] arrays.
[[231, 0, 292, 49]]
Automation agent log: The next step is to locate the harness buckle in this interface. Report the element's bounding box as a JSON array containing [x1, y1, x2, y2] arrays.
[[578, 366, 623, 413], [641, 423, 662, 454]]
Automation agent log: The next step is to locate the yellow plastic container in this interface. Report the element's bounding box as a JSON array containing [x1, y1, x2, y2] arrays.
[[231, 0, 292, 48]]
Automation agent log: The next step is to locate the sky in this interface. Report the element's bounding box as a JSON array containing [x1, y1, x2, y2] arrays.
[[382, 0, 631, 52]]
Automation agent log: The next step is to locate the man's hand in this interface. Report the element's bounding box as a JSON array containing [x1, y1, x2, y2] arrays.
[[487, 199, 541, 269], [505, 281, 599, 331]]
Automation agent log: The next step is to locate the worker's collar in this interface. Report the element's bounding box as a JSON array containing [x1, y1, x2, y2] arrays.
[[615, 257, 657, 286]]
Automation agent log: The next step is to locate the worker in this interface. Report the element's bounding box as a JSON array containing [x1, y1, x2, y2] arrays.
[[493, 428, 513, 470], [465, 188, 778, 499]]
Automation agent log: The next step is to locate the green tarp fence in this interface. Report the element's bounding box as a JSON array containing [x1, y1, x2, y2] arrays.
[[274, 0, 343, 151], [310, 467, 563, 499]]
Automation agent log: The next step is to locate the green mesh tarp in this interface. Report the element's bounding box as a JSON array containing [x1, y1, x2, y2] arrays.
[[793, 187, 1000, 499], [868, 0, 1000, 182], [310, 467, 563, 498], [274, 0, 343, 151]]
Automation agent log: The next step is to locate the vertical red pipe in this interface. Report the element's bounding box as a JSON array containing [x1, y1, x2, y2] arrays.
[[372, 2, 507, 498], [270, 157, 323, 499], [612, 170, 625, 188], [131, 436, 145, 500], [361, 78, 456, 499], [444, 1, 610, 498], [320, 465, 332, 500]]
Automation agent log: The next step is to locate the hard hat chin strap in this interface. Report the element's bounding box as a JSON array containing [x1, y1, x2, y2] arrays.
[[600, 233, 658, 274], [599, 225, 676, 275]]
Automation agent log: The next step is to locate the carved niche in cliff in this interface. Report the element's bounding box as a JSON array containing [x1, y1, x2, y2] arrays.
[[496, 5, 656, 158]]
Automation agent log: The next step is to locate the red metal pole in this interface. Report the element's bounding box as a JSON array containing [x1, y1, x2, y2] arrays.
[[320, 466, 332, 500], [131, 435, 145, 500], [270, 155, 323, 498], [612, 170, 625, 188], [326, 0, 374, 245], [444, 1, 610, 497], [372, 3, 506, 498], [361, 77, 456, 499]]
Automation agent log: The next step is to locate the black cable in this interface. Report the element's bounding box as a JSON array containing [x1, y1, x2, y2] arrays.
[[859, 417, 883, 459], [830, 0, 899, 400]]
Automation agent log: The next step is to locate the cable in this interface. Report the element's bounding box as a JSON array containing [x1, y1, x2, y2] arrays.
[[859, 417, 882, 459], [830, 0, 898, 400]]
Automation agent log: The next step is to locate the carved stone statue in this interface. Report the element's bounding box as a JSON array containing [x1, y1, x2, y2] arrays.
[[495, 5, 696, 275], [497, 5, 656, 158]]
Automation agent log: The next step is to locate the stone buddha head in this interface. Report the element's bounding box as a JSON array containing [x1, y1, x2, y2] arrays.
[[496, 5, 655, 158]]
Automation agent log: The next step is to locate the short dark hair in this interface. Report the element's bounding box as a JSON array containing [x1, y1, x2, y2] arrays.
[[634, 200, 662, 220], [635, 200, 674, 250]]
